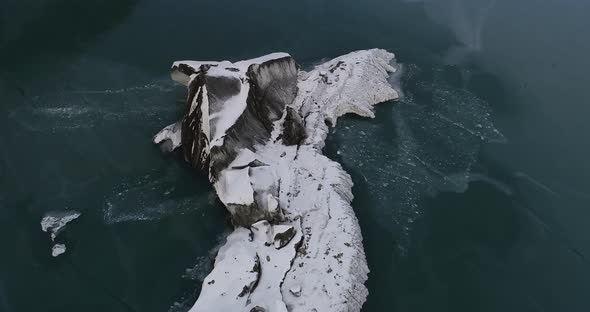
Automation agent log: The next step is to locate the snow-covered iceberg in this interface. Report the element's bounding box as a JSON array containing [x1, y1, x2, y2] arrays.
[[155, 49, 399, 311]]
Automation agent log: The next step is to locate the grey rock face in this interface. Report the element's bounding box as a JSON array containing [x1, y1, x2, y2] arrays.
[[281, 106, 306, 146], [179, 56, 298, 181], [172, 55, 300, 228]]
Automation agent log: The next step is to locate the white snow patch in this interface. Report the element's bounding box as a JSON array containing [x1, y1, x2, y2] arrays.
[[214, 167, 255, 209], [200, 85, 210, 141], [289, 286, 302, 297], [208, 81, 250, 147], [189, 86, 202, 115], [190, 220, 302, 312]]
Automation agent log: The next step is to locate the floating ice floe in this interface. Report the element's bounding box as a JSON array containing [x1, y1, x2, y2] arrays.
[[51, 244, 67, 257], [41, 210, 81, 257]]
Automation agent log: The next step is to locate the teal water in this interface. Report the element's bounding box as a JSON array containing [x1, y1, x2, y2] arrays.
[[1, 0, 589, 311]]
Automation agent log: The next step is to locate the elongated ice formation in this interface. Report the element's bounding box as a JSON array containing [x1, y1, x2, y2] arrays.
[[154, 49, 398, 312]]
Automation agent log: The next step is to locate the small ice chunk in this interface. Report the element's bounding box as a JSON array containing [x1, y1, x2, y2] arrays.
[[52, 244, 66, 257], [41, 210, 81, 241], [289, 286, 302, 297]]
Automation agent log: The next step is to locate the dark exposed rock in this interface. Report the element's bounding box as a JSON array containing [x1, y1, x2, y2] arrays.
[[228, 202, 281, 227], [238, 254, 261, 298], [209, 57, 298, 179], [180, 56, 298, 182], [282, 106, 307, 145], [273, 225, 296, 249], [181, 74, 212, 172]]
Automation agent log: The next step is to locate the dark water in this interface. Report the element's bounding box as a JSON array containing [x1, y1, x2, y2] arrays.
[[1, 0, 589, 311]]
